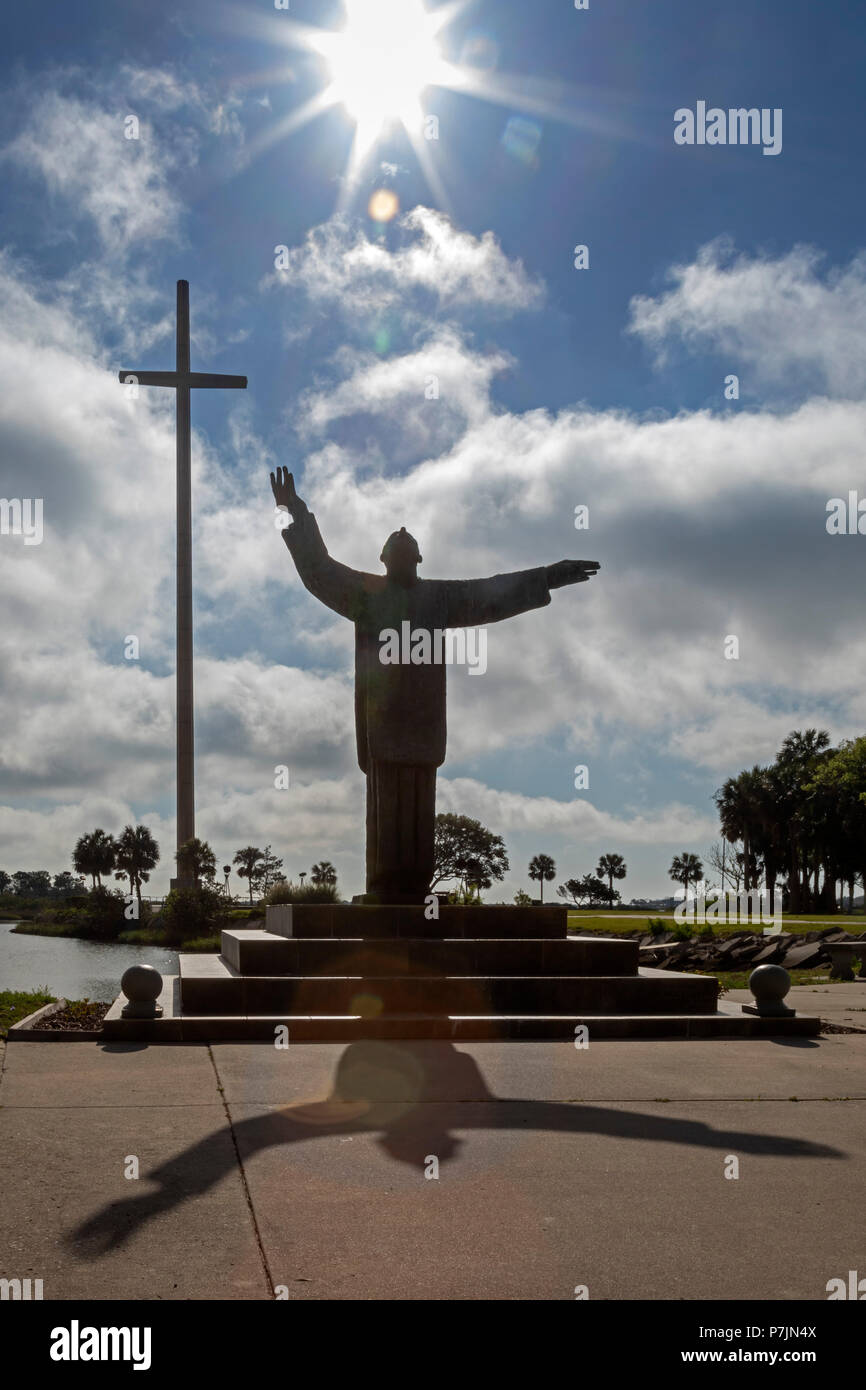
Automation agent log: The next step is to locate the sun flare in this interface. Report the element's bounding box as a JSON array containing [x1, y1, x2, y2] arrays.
[[315, 0, 448, 152], [235, 0, 594, 211]]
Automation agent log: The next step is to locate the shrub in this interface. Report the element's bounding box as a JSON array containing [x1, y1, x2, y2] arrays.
[[264, 881, 339, 905], [647, 917, 666, 936], [160, 885, 228, 946], [450, 884, 482, 905], [81, 886, 128, 941]]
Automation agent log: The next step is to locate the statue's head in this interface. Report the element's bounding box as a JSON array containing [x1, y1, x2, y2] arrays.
[[380, 527, 421, 584]]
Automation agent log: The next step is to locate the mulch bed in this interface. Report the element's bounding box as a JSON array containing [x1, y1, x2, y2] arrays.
[[34, 1002, 109, 1031]]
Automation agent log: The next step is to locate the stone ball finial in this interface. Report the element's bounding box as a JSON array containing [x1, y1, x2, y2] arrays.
[[121, 963, 164, 1019], [747, 963, 794, 1018]]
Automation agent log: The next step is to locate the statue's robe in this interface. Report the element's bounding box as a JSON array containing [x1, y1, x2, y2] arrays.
[[284, 512, 552, 900]]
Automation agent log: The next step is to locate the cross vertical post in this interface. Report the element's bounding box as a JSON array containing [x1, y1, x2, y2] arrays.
[[176, 281, 194, 867], [119, 281, 247, 889]]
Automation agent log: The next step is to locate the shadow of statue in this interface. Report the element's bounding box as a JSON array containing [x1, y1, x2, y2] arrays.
[[67, 1040, 845, 1257]]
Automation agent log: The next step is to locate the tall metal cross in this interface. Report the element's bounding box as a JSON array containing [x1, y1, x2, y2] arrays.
[[119, 280, 247, 885]]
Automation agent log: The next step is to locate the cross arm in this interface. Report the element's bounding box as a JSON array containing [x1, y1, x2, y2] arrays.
[[118, 370, 247, 389]]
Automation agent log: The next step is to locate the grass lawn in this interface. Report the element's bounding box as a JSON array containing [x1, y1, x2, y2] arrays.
[[567, 912, 864, 936], [11, 918, 84, 938], [0, 988, 54, 1038], [712, 969, 837, 991], [12, 921, 222, 951], [116, 927, 221, 951]]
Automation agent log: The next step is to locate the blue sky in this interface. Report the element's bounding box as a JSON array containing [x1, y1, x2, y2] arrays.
[[1, 0, 865, 900]]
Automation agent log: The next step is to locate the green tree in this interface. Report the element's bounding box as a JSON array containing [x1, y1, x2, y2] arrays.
[[176, 837, 217, 885], [596, 853, 627, 907], [431, 814, 508, 896], [528, 853, 556, 904], [556, 873, 609, 908], [257, 845, 286, 897], [52, 871, 86, 897], [714, 766, 772, 894], [557, 877, 585, 907], [669, 853, 704, 904], [114, 824, 160, 915], [715, 730, 841, 913], [0, 869, 11, 894], [310, 860, 338, 889], [12, 869, 52, 897], [233, 845, 265, 904], [73, 829, 116, 889], [773, 729, 832, 911], [807, 737, 866, 912]]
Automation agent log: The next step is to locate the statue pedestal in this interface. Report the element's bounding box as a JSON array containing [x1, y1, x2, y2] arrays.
[[103, 904, 822, 1041], [265, 902, 567, 940]]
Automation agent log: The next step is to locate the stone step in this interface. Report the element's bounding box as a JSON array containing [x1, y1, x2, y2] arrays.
[[190, 1010, 818, 1041], [221, 930, 639, 978], [265, 903, 568, 940], [178, 956, 718, 1016], [103, 982, 821, 1041]]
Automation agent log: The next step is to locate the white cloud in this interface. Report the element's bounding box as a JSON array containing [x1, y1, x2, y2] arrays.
[[4, 91, 184, 254], [628, 239, 866, 398], [120, 66, 203, 113], [296, 329, 512, 459], [438, 777, 718, 844], [265, 205, 545, 316]]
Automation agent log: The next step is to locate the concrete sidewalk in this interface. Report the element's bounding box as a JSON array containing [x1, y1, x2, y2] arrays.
[[728, 982, 866, 1031], [1, 1034, 864, 1300]]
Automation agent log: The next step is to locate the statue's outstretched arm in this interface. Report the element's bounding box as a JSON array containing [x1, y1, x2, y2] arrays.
[[546, 559, 600, 588], [444, 559, 599, 627], [270, 466, 309, 524], [270, 467, 370, 621]]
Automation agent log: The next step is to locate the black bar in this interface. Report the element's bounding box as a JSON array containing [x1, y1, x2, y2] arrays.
[[117, 371, 247, 389]]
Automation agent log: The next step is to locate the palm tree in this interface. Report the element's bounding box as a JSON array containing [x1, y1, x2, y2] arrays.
[[670, 852, 704, 903], [176, 837, 217, 885], [806, 737, 866, 914], [114, 824, 160, 914], [773, 730, 831, 912], [528, 854, 556, 904], [715, 767, 766, 892], [596, 853, 627, 907], [73, 829, 116, 889], [233, 846, 265, 904], [310, 861, 338, 888]]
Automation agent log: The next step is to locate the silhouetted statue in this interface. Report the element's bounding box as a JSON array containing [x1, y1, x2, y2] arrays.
[[271, 468, 599, 902]]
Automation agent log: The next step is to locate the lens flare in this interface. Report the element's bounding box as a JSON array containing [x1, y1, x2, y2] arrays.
[[368, 188, 400, 222]]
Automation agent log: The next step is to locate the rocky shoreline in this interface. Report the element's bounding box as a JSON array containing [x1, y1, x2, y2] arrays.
[[623, 927, 866, 973]]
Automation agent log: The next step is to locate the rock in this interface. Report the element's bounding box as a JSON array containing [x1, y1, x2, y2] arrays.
[[752, 940, 787, 965], [780, 943, 825, 971]]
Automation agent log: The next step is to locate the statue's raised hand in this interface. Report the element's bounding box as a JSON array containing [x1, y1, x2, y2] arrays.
[[270, 466, 309, 522], [546, 559, 600, 589]]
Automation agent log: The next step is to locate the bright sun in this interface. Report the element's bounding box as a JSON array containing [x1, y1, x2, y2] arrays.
[[239, 0, 587, 211], [315, 0, 448, 149]]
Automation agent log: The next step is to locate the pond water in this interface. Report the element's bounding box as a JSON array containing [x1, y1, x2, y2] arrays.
[[0, 922, 178, 1001]]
